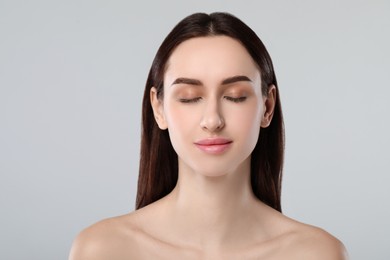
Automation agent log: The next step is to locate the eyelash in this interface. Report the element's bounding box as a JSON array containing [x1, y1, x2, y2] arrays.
[[224, 96, 247, 103], [178, 96, 247, 103], [179, 97, 202, 103]]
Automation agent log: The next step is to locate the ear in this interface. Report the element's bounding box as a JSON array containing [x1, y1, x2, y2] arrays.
[[150, 87, 168, 130], [260, 85, 276, 128]]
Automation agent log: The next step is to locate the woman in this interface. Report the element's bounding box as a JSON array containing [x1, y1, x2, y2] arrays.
[[70, 12, 348, 259]]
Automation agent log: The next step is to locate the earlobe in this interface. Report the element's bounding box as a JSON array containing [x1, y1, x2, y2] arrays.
[[261, 85, 276, 128], [150, 87, 168, 130]]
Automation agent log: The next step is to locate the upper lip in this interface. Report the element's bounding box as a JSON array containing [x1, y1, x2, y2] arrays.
[[194, 138, 233, 145]]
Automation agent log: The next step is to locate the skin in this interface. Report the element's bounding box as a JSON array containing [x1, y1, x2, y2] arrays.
[[69, 36, 348, 259]]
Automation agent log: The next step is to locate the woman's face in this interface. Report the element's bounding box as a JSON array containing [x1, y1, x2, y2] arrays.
[[151, 36, 275, 177]]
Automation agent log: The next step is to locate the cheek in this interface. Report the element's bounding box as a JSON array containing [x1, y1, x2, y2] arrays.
[[228, 99, 262, 125], [227, 102, 262, 144], [241, 112, 261, 138], [164, 102, 199, 135], [163, 103, 202, 158]]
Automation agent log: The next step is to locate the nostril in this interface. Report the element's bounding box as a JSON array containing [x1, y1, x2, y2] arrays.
[[200, 117, 225, 132], [199, 101, 225, 131]]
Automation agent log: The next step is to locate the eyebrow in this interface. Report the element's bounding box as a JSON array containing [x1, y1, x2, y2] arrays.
[[170, 75, 252, 86], [222, 75, 252, 85]]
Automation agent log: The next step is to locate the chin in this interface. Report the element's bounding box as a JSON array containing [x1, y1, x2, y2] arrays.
[[191, 165, 237, 178], [198, 171, 230, 178]]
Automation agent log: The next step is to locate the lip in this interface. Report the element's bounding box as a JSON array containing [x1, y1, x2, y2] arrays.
[[194, 138, 233, 154]]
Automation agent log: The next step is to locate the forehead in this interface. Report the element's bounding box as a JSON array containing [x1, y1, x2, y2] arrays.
[[165, 36, 260, 83]]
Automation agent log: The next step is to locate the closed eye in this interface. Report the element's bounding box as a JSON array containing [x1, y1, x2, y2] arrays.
[[224, 96, 247, 103], [179, 97, 202, 103]]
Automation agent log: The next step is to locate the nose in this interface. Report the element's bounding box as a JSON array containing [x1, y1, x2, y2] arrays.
[[200, 100, 225, 132]]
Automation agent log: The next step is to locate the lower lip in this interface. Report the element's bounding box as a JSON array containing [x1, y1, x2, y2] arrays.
[[194, 143, 232, 154]]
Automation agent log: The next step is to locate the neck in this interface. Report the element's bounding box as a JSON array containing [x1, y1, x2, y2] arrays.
[[163, 157, 263, 250]]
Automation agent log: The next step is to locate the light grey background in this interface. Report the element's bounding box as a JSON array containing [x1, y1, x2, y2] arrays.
[[1, 1, 389, 259]]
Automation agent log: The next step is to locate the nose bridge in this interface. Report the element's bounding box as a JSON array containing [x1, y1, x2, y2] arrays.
[[201, 97, 224, 131]]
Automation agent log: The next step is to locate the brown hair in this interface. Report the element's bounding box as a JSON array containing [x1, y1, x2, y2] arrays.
[[136, 12, 285, 212]]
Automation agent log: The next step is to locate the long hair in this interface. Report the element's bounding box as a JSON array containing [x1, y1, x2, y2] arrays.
[[136, 12, 284, 212]]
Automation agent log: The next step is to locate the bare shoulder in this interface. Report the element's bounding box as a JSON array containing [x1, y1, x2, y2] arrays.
[[283, 221, 349, 260], [68, 213, 141, 260]]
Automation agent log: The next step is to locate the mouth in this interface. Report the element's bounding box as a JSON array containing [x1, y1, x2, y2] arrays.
[[194, 138, 233, 154]]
